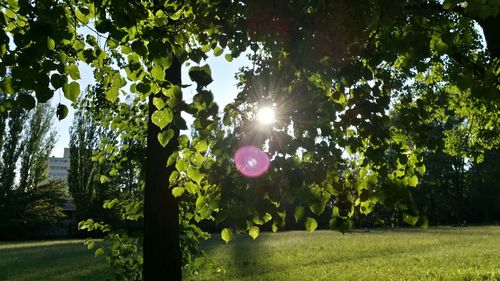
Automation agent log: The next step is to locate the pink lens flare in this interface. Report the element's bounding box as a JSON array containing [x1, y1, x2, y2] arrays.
[[234, 146, 271, 178]]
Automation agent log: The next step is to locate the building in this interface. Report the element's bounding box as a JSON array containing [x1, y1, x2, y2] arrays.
[[48, 148, 70, 181]]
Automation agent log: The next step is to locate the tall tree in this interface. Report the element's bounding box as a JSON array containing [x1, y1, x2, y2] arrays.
[[68, 110, 100, 221], [0, 107, 26, 203], [18, 104, 56, 192], [0, 102, 63, 238]]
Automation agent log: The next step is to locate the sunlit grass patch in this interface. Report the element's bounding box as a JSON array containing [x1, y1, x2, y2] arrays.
[[187, 226, 500, 281]]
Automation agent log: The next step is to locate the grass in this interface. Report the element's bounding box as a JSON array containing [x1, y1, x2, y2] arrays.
[[186, 226, 500, 281], [1, 227, 499, 281], [0, 239, 112, 281]]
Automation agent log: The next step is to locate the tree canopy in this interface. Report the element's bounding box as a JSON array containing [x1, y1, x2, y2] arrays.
[[1, 0, 499, 280]]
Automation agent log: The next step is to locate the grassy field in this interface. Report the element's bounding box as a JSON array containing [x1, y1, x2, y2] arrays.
[[1, 227, 499, 281], [187, 226, 500, 281], [0, 240, 112, 281]]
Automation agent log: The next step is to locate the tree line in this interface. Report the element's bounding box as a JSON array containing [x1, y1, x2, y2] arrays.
[[0, 95, 64, 239]]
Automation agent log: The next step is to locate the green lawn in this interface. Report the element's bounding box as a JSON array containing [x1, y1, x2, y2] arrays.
[[0, 240, 112, 281], [1, 227, 499, 281], [187, 226, 500, 281]]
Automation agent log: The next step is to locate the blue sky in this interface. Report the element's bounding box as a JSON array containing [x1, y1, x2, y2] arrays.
[[50, 53, 251, 157]]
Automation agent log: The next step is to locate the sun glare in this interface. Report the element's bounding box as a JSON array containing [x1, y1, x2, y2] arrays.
[[256, 107, 275, 125]]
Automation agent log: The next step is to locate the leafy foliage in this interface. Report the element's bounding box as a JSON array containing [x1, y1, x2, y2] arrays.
[[1, 0, 499, 279]]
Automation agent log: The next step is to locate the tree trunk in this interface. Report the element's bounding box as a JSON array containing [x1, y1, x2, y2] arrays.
[[143, 59, 182, 280], [478, 16, 500, 60]]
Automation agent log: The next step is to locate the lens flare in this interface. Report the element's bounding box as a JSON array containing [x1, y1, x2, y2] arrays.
[[234, 146, 271, 177]]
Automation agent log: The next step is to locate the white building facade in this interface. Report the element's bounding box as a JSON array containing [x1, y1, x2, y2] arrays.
[[48, 148, 70, 181]]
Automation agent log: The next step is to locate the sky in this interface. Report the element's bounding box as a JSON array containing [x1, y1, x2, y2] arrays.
[[49, 52, 251, 157]]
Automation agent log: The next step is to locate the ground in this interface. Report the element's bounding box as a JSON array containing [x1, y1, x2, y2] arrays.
[[0, 240, 112, 281], [1, 226, 499, 281], [187, 226, 500, 281]]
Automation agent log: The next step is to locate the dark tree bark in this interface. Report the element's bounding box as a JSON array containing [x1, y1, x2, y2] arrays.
[[143, 58, 182, 280], [477, 16, 500, 60]]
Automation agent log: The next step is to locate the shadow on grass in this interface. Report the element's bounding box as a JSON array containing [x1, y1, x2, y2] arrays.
[[225, 233, 273, 278]]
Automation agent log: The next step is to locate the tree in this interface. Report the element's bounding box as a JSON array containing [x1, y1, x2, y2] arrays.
[[1, 0, 499, 280], [68, 105, 110, 222], [0, 102, 64, 238], [0, 106, 26, 196], [18, 104, 57, 192]]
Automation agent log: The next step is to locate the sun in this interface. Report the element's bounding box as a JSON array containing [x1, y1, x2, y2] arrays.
[[256, 107, 275, 125]]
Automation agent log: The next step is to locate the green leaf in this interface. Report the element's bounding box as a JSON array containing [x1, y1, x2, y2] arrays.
[[51, 73, 66, 89], [100, 175, 110, 183], [194, 140, 208, 152], [224, 53, 233, 62], [67, 64, 80, 80], [190, 152, 204, 167], [105, 88, 119, 103], [56, 104, 68, 120], [188, 65, 213, 88], [310, 200, 328, 216], [63, 81, 80, 102], [109, 168, 118, 176], [221, 228, 233, 243], [167, 152, 178, 167], [151, 108, 173, 129], [408, 175, 419, 187], [153, 55, 173, 69], [153, 97, 166, 109], [94, 248, 105, 257], [179, 135, 190, 147], [5, 8, 16, 19], [103, 199, 119, 209], [263, 213, 272, 223], [163, 85, 182, 98], [151, 65, 165, 81], [304, 217, 318, 233], [415, 165, 426, 176], [196, 195, 206, 209], [0, 77, 14, 94], [272, 221, 278, 232], [17, 94, 35, 109], [175, 158, 188, 172], [213, 46, 223, 56], [252, 216, 264, 225], [158, 129, 174, 147], [184, 182, 197, 194], [403, 214, 419, 226], [249, 226, 260, 240], [172, 187, 185, 197], [187, 166, 204, 184], [294, 206, 305, 223], [169, 9, 183, 20], [136, 82, 151, 94], [169, 171, 179, 184], [47, 38, 55, 50]]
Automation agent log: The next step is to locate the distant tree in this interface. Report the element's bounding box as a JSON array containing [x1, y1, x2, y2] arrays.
[[0, 107, 26, 197], [0, 102, 64, 238], [68, 106, 117, 223], [18, 104, 57, 192]]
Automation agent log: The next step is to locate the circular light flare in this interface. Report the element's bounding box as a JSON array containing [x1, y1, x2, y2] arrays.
[[234, 146, 271, 178], [256, 107, 275, 125]]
